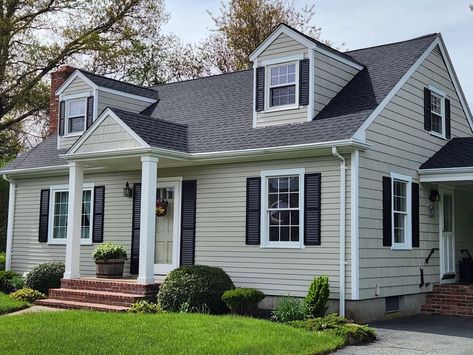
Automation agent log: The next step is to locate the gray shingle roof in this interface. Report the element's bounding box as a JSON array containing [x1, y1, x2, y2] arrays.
[[2, 33, 439, 172], [79, 70, 159, 100], [420, 137, 473, 170]]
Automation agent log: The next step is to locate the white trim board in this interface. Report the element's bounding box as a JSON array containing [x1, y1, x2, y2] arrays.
[[350, 150, 359, 300]]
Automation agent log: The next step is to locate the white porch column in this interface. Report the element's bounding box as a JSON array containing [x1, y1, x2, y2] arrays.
[[64, 161, 84, 279], [138, 156, 158, 284]]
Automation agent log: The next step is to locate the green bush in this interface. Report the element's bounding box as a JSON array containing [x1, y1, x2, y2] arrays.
[[158, 265, 234, 314], [10, 288, 45, 303], [305, 276, 329, 318], [0, 270, 24, 294], [0, 252, 5, 271], [222, 288, 265, 315], [92, 242, 127, 262], [128, 300, 163, 314], [272, 296, 305, 323], [25, 262, 65, 295]]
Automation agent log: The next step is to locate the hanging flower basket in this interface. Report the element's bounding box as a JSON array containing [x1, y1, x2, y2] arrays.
[[156, 198, 169, 217]]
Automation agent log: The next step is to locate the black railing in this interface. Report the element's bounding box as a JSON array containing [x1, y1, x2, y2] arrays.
[[425, 248, 439, 264]]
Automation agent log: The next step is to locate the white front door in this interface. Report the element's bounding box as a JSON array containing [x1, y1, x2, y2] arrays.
[[440, 189, 455, 281], [154, 179, 181, 275]]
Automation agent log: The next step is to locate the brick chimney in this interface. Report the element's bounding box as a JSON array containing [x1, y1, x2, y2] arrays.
[[49, 65, 76, 135]]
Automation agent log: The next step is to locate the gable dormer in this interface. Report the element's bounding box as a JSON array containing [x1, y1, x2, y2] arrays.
[[51, 67, 158, 150], [250, 24, 364, 128]]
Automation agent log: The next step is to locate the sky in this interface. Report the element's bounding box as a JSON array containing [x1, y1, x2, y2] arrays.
[[163, 0, 473, 106]]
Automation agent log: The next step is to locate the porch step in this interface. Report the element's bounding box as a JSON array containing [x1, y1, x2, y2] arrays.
[[48, 288, 147, 307], [36, 298, 128, 312], [422, 284, 473, 317], [60, 278, 159, 296]]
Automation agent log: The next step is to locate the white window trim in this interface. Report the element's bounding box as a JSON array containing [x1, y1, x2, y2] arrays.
[[264, 60, 300, 112], [260, 168, 305, 249], [390, 172, 412, 250], [428, 85, 447, 139], [64, 97, 87, 137], [48, 183, 95, 245]]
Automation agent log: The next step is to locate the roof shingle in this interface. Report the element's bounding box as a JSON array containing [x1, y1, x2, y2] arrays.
[[420, 137, 473, 170]]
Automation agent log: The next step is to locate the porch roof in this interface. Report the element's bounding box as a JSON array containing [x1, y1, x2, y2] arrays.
[[420, 137, 473, 170]]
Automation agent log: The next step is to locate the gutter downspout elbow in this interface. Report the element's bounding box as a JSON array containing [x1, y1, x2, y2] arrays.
[[331, 148, 346, 317], [3, 175, 15, 271]]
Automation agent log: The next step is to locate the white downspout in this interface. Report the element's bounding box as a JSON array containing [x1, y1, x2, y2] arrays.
[[332, 147, 346, 317], [3, 175, 15, 271]]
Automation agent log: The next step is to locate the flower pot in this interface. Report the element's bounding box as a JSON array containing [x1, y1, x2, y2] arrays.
[[95, 259, 125, 278]]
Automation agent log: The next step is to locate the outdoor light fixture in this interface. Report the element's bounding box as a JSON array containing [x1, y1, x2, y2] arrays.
[[429, 189, 440, 202], [123, 182, 132, 198]]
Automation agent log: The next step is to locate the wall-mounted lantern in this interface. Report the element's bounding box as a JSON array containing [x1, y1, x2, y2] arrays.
[[429, 189, 440, 202], [123, 182, 133, 198]]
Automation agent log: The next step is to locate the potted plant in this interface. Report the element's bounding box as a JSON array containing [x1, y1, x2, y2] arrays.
[[92, 242, 128, 278]]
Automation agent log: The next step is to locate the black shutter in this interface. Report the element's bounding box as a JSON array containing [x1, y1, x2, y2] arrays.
[[255, 67, 265, 112], [59, 100, 65, 136], [304, 173, 321, 246], [246, 177, 261, 245], [382, 176, 392, 247], [445, 98, 451, 139], [86, 96, 94, 129], [38, 189, 50, 242], [92, 186, 105, 243], [299, 58, 310, 106], [130, 183, 141, 274], [412, 182, 420, 248], [180, 180, 197, 266], [424, 88, 431, 131]]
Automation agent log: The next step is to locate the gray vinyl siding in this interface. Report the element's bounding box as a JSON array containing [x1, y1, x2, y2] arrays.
[[314, 51, 358, 116], [75, 115, 142, 153], [256, 33, 308, 127], [10, 154, 352, 299], [358, 45, 473, 299], [97, 90, 150, 116]]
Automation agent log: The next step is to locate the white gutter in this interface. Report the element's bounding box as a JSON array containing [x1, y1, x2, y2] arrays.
[[332, 147, 346, 317], [3, 175, 15, 271]]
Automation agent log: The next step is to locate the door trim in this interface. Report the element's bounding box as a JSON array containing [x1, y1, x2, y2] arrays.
[[154, 177, 182, 275], [439, 187, 455, 283]]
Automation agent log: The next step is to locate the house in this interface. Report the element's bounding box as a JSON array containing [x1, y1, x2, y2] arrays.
[[2, 24, 473, 321]]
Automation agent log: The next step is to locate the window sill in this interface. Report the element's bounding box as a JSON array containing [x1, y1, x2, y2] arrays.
[[63, 132, 84, 138], [391, 245, 412, 251], [260, 243, 305, 249], [47, 240, 93, 246], [429, 131, 446, 140], [262, 104, 301, 113]]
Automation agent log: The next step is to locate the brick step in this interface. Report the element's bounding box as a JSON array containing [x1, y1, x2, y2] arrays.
[[422, 305, 473, 317], [49, 288, 146, 307], [36, 298, 129, 312], [60, 278, 159, 296]]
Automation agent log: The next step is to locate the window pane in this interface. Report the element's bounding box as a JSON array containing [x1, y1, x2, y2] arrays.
[[443, 195, 453, 232], [53, 191, 69, 239], [431, 113, 442, 134], [393, 181, 407, 212], [269, 227, 279, 241], [290, 210, 299, 226], [268, 178, 278, 193], [289, 177, 299, 192], [431, 94, 441, 115], [279, 177, 289, 192], [270, 85, 296, 107], [280, 211, 289, 225], [278, 193, 288, 208], [69, 99, 86, 117], [290, 226, 299, 241], [268, 193, 278, 208], [270, 211, 280, 225], [394, 213, 405, 243], [69, 116, 85, 133], [81, 190, 92, 239], [280, 227, 289, 241]]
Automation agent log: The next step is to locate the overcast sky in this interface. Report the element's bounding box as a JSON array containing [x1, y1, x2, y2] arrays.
[[164, 0, 473, 106]]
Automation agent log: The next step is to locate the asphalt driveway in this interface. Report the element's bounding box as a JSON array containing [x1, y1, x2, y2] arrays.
[[337, 314, 473, 354]]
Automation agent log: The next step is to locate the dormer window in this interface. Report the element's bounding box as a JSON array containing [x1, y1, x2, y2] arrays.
[[67, 98, 87, 134], [269, 63, 297, 108]]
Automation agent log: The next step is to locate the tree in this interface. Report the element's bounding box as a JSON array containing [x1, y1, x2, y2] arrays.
[[200, 0, 328, 73]]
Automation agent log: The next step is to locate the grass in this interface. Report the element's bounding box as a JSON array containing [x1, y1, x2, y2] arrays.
[[0, 311, 345, 354], [0, 292, 30, 315]]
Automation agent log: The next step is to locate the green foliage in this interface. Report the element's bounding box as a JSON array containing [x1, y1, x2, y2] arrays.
[[128, 300, 163, 314], [0, 292, 30, 315], [288, 314, 376, 345], [92, 242, 127, 262], [0, 271, 24, 294], [221, 288, 265, 315], [305, 275, 330, 318], [0, 253, 5, 271], [25, 262, 65, 295], [158, 265, 234, 314], [10, 288, 45, 303], [272, 296, 305, 323]]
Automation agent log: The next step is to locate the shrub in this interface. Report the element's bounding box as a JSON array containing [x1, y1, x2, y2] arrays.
[[128, 300, 163, 314], [222, 288, 265, 315], [0, 252, 5, 271], [0, 271, 24, 294], [25, 261, 65, 295], [10, 288, 45, 303], [271, 296, 305, 323], [305, 276, 329, 318], [158, 265, 234, 314], [92, 242, 127, 262]]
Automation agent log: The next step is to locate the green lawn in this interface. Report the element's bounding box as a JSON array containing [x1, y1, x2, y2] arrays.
[[0, 311, 345, 354], [0, 292, 29, 315]]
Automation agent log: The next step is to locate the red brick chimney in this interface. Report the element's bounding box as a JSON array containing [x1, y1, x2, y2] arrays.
[[49, 65, 76, 135]]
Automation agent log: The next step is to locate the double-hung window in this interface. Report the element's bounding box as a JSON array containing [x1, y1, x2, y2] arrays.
[[429, 87, 446, 138], [49, 186, 93, 244], [391, 173, 412, 250], [66, 98, 87, 134], [261, 169, 305, 248], [268, 62, 297, 108]]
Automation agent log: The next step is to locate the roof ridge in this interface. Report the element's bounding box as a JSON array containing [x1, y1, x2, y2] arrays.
[[78, 69, 158, 93], [151, 68, 252, 88], [346, 33, 439, 53]]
